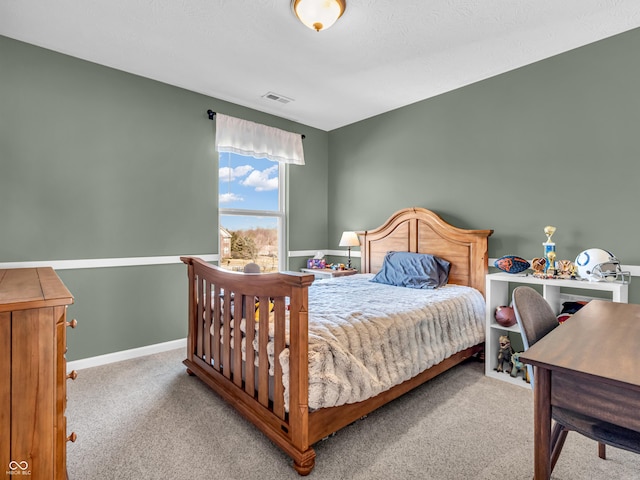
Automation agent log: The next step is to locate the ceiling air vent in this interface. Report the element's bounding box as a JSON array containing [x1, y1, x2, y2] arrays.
[[262, 92, 294, 104]]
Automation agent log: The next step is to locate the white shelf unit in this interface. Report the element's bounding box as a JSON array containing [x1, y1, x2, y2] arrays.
[[485, 272, 629, 388]]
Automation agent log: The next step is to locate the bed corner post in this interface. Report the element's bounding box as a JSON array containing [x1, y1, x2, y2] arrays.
[[288, 278, 316, 475], [357, 230, 368, 273], [181, 257, 196, 369], [470, 232, 492, 297]]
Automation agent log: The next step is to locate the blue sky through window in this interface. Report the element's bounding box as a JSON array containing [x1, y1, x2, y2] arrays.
[[218, 152, 280, 231]]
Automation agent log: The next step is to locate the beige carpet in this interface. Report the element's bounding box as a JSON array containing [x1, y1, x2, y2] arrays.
[[67, 348, 640, 479]]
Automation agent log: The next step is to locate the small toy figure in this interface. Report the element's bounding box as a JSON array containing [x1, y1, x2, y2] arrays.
[[531, 257, 546, 277], [495, 335, 514, 374], [556, 260, 574, 279], [510, 352, 529, 382]]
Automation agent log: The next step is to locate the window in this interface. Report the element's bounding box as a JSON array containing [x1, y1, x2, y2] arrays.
[[218, 152, 285, 272]]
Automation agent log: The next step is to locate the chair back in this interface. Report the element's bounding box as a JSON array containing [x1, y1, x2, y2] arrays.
[[512, 286, 559, 388], [243, 262, 261, 273], [512, 286, 559, 350]]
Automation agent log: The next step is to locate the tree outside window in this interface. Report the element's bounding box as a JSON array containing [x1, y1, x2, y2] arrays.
[[218, 152, 284, 272]]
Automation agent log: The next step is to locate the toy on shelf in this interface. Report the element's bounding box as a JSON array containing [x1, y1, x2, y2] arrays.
[[510, 352, 529, 382], [494, 255, 530, 274], [575, 248, 630, 283], [495, 335, 514, 374], [494, 305, 516, 327], [556, 259, 575, 279], [532, 257, 576, 280], [531, 257, 546, 277]]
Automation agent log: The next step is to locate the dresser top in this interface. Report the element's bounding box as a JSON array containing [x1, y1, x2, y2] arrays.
[[0, 267, 74, 312]]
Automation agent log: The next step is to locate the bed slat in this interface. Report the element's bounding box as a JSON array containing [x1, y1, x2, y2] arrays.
[[257, 295, 270, 407], [222, 290, 232, 379], [273, 297, 286, 419], [232, 291, 243, 387], [204, 280, 211, 366], [212, 284, 221, 371], [196, 276, 204, 359], [244, 295, 256, 397]]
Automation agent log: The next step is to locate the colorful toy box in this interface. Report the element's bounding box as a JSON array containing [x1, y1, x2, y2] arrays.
[[307, 258, 326, 269]]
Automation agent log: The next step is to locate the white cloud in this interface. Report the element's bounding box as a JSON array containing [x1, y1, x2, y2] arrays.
[[219, 165, 253, 182], [241, 165, 278, 192], [219, 192, 244, 204]]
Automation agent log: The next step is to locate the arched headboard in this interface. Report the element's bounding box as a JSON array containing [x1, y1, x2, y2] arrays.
[[358, 207, 493, 296]]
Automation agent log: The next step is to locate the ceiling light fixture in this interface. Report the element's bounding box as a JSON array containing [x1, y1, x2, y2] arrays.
[[292, 0, 346, 32]]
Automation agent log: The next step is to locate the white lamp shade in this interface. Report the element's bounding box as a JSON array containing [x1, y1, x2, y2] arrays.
[[339, 231, 360, 247], [292, 0, 346, 32]]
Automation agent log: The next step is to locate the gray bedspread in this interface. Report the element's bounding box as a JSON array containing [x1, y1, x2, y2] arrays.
[[279, 274, 485, 410]]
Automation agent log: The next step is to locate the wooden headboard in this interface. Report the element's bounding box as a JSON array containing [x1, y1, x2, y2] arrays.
[[358, 207, 493, 296]]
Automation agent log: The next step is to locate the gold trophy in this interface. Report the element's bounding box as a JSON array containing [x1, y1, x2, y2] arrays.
[[543, 226, 556, 277], [546, 251, 556, 277], [544, 226, 556, 244]]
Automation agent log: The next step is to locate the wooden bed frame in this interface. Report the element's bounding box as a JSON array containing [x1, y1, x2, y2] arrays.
[[181, 207, 492, 475]]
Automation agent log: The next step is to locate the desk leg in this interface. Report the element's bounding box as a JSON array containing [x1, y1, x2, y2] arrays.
[[533, 366, 551, 480]]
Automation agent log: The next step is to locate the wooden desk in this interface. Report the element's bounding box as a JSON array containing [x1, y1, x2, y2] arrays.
[[520, 300, 640, 479]]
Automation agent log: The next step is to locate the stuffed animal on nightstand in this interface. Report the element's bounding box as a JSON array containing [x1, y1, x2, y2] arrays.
[[495, 335, 514, 374]]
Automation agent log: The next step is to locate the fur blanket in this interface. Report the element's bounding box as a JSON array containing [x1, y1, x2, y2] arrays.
[[280, 274, 486, 410]]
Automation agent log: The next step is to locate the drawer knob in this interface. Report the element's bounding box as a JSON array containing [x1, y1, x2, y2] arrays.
[[66, 318, 78, 329], [67, 370, 78, 381], [67, 432, 77, 443]]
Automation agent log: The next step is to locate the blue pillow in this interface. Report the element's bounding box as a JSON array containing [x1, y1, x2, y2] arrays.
[[370, 252, 451, 289]]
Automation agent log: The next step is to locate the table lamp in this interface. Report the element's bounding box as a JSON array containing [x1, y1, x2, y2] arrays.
[[339, 231, 359, 269]]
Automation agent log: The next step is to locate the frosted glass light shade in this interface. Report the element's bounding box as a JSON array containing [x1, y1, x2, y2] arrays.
[[292, 0, 346, 32]]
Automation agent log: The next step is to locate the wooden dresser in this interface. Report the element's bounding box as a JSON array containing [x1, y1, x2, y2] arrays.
[[0, 267, 76, 479]]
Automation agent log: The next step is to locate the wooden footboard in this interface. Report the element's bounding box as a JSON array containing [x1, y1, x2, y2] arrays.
[[181, 256, 484, 475], [181, 257, 317, 474], [180, 207, 491, 476]]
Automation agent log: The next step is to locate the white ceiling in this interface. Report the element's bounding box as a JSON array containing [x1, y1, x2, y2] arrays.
[[2, 1, 639, 131]]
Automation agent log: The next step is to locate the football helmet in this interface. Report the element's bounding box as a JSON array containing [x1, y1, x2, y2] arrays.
[[574, 248, 630, 283]]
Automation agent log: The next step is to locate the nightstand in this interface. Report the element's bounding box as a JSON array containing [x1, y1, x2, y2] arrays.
[[300, 268, 358, 280]]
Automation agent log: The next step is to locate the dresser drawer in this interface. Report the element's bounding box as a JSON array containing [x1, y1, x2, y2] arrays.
[[0, 267, 74, 480]]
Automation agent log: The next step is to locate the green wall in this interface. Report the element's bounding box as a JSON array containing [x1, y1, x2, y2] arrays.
[[0, 35, 329, 360], [3, 27, 640, 360], [327, 27, 640, 302]]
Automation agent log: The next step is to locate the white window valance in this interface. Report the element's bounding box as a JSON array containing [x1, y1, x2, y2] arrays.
[[215, 113, 305, 165]]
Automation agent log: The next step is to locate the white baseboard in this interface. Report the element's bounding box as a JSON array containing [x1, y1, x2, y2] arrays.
[[67, 338, 186, 372]]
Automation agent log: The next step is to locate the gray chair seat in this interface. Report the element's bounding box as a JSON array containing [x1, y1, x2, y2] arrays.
[[553, 407, 640, 455]]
